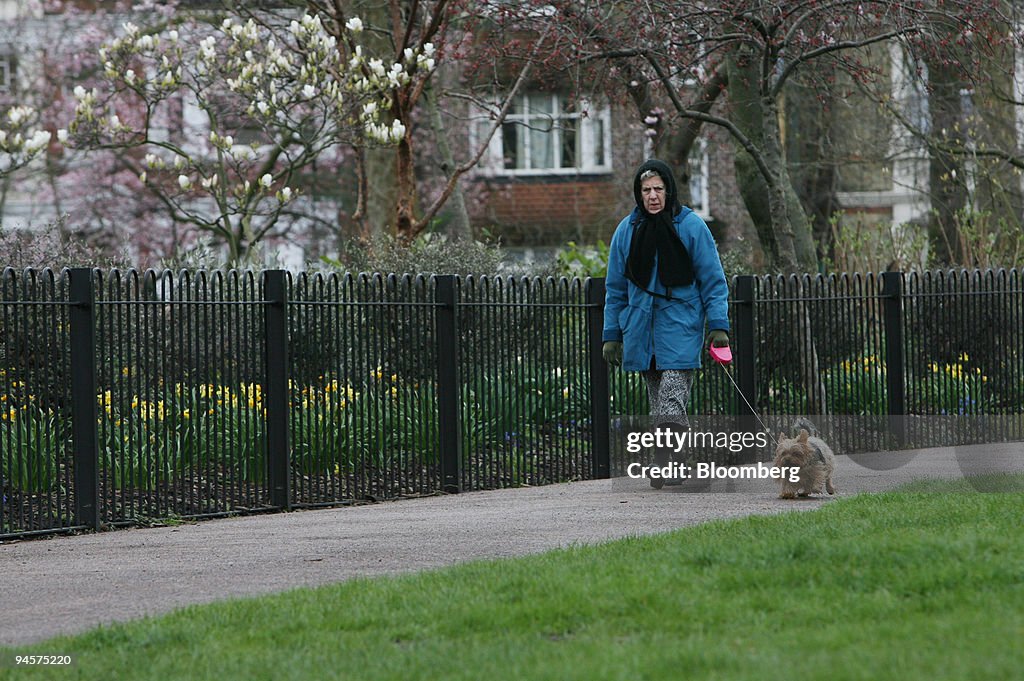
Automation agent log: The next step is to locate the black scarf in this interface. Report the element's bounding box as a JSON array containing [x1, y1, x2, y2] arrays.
[[625, 159, 694, 291]]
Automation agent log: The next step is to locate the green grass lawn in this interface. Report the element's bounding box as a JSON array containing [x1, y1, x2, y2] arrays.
[[4, 475, 1024, 681]]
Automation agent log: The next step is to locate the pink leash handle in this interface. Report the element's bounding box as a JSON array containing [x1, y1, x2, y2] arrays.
[[709, 343, 732, 365]]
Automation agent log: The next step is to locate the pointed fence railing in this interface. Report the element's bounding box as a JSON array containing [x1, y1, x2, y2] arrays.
[[2, 267, 1022, 538]]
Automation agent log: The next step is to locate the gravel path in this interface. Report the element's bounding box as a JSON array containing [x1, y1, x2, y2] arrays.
[[2, 442, 1021, 647]]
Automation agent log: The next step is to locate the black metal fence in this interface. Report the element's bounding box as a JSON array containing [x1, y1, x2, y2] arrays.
[[2, 267, 1023, 538], [742, 270, 1024, 454]]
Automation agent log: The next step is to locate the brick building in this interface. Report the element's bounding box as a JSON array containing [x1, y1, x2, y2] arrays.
[[458, 91, 756, 265]]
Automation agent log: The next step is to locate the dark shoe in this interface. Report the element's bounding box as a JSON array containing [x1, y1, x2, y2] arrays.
[[649, 477, 665, 490], [664, 478, 683, 486]]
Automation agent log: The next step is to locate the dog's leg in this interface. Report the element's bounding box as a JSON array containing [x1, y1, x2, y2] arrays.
[[826, 476, 836, 495], [778, 480, 796, 499]]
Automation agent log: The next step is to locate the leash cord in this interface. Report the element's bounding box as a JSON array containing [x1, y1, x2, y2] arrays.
[[708, 359, 780, 449]]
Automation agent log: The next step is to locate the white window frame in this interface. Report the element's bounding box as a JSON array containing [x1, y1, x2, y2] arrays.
[[475, 92, 612, 176], [0, 53, 14, 94], [688, 137, 710, 218]]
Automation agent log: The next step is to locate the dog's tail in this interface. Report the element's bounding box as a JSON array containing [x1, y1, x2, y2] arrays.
[[791, 416, 819, 437]]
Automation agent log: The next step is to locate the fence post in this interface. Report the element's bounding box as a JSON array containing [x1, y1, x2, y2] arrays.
[[731, 276, 759, 462], [263, 270, 291, 510], [435, 275, 462, 493], [68, 268, 100, 531], [882, 271, 906, 446], [586, 278, 611, 479]]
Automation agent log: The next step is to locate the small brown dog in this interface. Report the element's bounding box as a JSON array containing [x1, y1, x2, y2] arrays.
[[773, 428, 837, 499]]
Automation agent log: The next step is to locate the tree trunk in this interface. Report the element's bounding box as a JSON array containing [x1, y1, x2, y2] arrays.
[[424, 81, 471, 240], [785, 75, 839, 265], [351, 0, 398, 243], [760, 93, 803, 273], [925, 55, 968, 265], [393, 95, 417, 243], [725, 50, 816, 272]]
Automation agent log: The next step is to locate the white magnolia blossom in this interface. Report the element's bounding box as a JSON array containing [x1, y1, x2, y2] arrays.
[[301, 13, 323, 33], [64, 9, 423, 251], [23, 130, 52, 154], [7, 106, 31, 126], [231, 146, 255, 162], [364, 118, 407, 144], [388, 62, 408, 87], [0, 105, 53, 176], [135, 34, 156, 52], [199, 36, 216, 62]]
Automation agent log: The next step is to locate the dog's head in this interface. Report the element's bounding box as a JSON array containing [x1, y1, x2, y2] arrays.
[[773, 428, 815, 468]]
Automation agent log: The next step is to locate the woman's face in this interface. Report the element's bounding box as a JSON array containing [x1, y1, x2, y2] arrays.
[[640, 175, 666, 215]]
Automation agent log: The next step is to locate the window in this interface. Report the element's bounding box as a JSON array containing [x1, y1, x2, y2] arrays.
[[688, 138, 710, 217], [477, 93, 611, 175], [893, 47, 930, 136], [0, 54, 15, 94]]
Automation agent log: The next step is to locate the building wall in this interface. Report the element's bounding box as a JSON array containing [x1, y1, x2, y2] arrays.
[[463, 95, 758, 269], [473, 174, 621, 247], [464, 99, 643, 249], [702, 128, 758, 263]]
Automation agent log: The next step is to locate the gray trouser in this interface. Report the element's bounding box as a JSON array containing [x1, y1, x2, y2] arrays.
[[643, 368, 694, 422], [643, 369, 693, 467]]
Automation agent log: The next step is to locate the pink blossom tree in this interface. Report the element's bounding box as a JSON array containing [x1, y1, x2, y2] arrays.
[[493, 0, 1008, 271]]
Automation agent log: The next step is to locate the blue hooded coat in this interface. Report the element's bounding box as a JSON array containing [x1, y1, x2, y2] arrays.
[[603, 160, 730, 371]]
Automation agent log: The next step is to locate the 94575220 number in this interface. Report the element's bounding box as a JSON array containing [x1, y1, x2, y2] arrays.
[[11, 654, 74, 666]]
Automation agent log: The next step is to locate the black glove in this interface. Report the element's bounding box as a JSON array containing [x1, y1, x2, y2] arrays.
[[709, 330, 730, 348], [602, 341, 623, 366]]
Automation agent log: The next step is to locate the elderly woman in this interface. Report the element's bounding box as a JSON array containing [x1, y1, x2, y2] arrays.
[[602, 159, 730, 488]]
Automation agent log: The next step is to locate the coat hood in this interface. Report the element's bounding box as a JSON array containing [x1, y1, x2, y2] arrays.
[[632, 159, 682, 217]]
